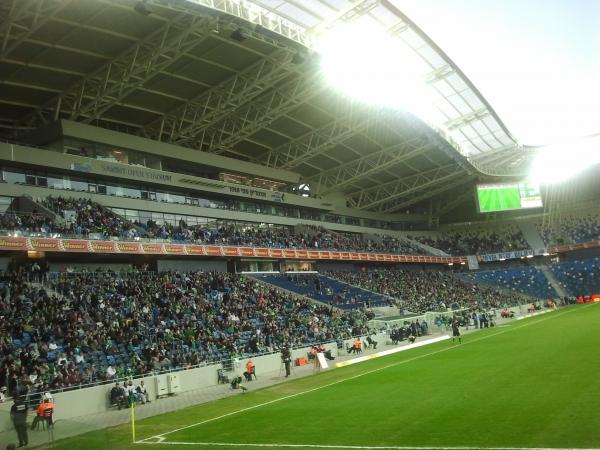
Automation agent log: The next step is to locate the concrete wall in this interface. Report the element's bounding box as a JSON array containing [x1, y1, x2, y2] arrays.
[[0, 334, 395, 434], [157, 259, 227, 272]]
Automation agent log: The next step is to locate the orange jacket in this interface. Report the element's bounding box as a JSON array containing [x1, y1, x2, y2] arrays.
[[37, 402, 55, 417]]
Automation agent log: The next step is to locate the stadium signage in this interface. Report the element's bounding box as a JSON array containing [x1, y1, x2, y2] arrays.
[[478, 248, 548, 262], [61, 240, 89, 252], [141, 243, 164, 254], [0, 236, 473, 264], [30, 239, 60, 251], [0, 237, 28, 249], [99, 163, 172, 182]]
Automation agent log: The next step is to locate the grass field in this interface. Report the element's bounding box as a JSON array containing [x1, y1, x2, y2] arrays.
[[478, 185, 521, 212], [38, 304, 600, 449]]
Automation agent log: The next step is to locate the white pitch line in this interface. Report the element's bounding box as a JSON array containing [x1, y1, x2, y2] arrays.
[[139, 305, 587, 444], [137, 440, 599, 450]]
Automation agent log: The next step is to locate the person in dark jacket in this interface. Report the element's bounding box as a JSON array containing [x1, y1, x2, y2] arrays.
[[10, 396, 28, 447]]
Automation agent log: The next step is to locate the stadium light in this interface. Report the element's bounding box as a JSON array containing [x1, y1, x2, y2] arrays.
[[316, 22, 437, 122], [529, 134, 600, 184]]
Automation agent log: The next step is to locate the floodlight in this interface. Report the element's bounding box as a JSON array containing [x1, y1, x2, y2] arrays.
[[529, 134, 600, 184], [316, 22, 436, 120]]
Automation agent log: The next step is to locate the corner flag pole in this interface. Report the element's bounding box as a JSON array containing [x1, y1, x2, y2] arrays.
[[131, 400, 136, 443]]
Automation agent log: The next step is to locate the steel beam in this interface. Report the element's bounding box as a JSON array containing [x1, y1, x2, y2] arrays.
[[348, 164, 466, 210], [315, 138, 430, 194], [152, 48, 297, 144], [22, 11, 217, 126], [381, 175, 474, 213], [1, 0, 73, 59], [193, 71, 326, 154], [255, 102, 381, 169]]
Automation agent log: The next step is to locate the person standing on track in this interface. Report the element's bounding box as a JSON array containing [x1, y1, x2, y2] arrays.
[[451, 318, 462, 344], [10, 395, 28, 447]]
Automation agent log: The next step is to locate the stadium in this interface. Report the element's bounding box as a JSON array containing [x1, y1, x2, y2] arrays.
[[0, 0, 599, 448]]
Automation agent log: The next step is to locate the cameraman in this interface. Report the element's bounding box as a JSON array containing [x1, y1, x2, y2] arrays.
[[281, 346, 292, 378]]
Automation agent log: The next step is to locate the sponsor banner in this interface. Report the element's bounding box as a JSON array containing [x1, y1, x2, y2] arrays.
[[89, 241, 116, 253], [116, 242, 141, 253], [204, 246, 223, 256], [478, 248, 548, 263], [239, 247, 255, 257], [141, 243, 164, 254], [0, 236, 28, 251], [319, 251, 331, 260], [186, 245, 206, 256], [30, 238, 60, 252], [253, 248, 269, 258], [306, 251, 319, 259], [282, 249, 297, 259], [61, 239, 89, 252], [295, 249, 308, 259], [0, 237, 484, 265], [222, 246, 240, 257], [164, 244, 186, 255], [269, 249, 283, 258]]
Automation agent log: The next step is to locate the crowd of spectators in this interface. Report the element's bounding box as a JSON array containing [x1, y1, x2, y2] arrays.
[[537, 213, 600, 246], [0, 212, 61, 235], [415, 225, 529, 255], [41, 196, 140, 239], [325, 268, 534, 313], [0, 268, 371, 396]]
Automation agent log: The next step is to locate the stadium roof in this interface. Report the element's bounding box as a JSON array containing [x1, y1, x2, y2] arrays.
[[0, 0, 536, 215]]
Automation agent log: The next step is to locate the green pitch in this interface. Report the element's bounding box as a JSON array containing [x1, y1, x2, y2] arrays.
[[37, 305, 600, 449], [478, 185, 522, 213]]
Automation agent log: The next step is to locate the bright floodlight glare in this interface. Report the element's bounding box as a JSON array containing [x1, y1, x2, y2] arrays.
[[317, 23, 436, 121], [529, 134, 600, 184]]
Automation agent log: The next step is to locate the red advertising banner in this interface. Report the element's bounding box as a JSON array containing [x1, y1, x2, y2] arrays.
[[142, 243, 165, 254], [116, 242, 141, 253], [185, 245, 206, 256], [30, 238, 60, 252], [164, 244, 186, 255], [89, 241, 116, 253], [269, 249, 283, 258], [254, 248, 269, 258], [0, 236, 474, 264], [222, 246, 240, 257], [0, 236, 28, 250], [61, 239, 89, 252], [295, 250, 308, 259], [204, 246, 223, 256], [239, 247, 255, 257], [319, 251, 331, 259], [282, 249, 297, 259]]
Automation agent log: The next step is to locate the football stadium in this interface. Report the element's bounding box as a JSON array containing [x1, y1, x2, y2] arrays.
[[0, 0, 599, 449]]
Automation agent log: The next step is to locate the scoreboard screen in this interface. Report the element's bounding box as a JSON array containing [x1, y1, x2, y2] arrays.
[[477, 181, 542, 213]]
